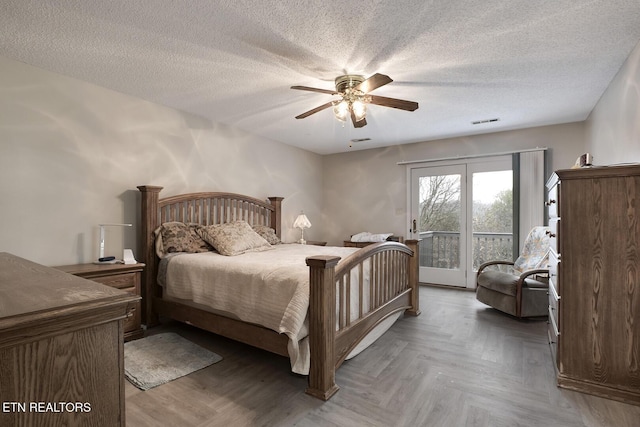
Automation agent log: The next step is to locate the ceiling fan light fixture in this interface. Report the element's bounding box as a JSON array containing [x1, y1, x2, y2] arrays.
[[332, 100, 349, 122], [351, 99, 366, 122]]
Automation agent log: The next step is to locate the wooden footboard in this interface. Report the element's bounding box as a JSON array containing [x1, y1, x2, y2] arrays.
[[306, 240, 420, 400], [137, 185, 420, 401]]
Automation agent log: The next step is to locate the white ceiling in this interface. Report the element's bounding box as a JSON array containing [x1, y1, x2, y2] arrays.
[[2, 1, 640, 154]]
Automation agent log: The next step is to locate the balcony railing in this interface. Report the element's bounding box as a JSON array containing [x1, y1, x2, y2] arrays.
[[418, 231, 513, 269]]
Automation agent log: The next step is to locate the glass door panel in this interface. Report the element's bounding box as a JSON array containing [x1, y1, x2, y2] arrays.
[[471, 170, 514, 270], [465, 158, 513, 287], [411, 164, 466, 286]]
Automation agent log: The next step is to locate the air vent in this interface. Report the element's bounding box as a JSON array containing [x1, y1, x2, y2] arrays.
[[349, 137, 371, 148], [471, 118, 500, 125]]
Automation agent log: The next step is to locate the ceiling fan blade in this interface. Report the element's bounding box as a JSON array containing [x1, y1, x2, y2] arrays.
[[369, 95, 419, 111], [355, 73, 393, 94], [350, 111, 367, 128], [295, 101, 334, 119], [291, 85, 338, 95]]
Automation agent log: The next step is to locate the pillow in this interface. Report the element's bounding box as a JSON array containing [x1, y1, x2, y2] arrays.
[[252, 225, 281, 245], [198, 221, 272, 256], [154, 222, 213, 258], [350, 232, 394, 242], [369, 233, 393, 242]]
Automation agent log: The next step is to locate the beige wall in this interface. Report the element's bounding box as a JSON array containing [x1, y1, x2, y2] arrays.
[[585, 40, 640, 164], [0, 56, 323, 265], [321, 123, 585, 246]]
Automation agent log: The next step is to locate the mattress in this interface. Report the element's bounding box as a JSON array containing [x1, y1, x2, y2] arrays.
[[158, 243, 401, 374]]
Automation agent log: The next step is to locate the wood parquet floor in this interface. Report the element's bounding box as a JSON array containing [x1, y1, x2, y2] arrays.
[[125, 286, 640, 426]]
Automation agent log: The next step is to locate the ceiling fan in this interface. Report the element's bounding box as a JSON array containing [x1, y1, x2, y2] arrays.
[[291, 73, 419, 128]]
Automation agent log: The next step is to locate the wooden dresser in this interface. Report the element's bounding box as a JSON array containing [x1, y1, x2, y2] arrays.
[[54, 262, 145, 341], [546, 165, 640, 405], [0, 253, 139, 426]]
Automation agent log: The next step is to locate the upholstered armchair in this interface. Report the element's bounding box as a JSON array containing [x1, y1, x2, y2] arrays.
[[475, 226, 550, 318]]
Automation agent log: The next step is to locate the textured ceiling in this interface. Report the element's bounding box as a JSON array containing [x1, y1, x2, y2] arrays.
[[2, 0, 640, 154]]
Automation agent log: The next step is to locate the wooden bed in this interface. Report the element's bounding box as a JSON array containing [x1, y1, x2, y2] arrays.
[[138, 185, 420, 400]]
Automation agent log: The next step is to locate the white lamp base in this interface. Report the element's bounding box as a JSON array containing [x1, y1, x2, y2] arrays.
[[123, 249, 137, 265]]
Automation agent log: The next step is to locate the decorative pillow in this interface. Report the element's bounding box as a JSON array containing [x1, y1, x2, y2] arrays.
[[188, 224, 215, 252], [154, 222, 213, 258], [198, 221, 272, 256], [252, 225, 281, 245]]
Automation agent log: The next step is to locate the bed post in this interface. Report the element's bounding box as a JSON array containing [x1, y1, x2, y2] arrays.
[[405, 239, 421, 316], [305, 255, 341, 401], [137, 185, 163, 327], [267, 197, 283, 238]]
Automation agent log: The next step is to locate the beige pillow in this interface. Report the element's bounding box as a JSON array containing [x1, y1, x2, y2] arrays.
[[198, 221, 272, 256], [252, 225, 281, 245], [154, 222, 213, 258]]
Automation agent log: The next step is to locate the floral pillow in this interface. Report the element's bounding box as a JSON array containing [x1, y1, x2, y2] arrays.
[[154, 222, 213, 258], [252, 225, 281, 245], [198, 221, 273, 256]]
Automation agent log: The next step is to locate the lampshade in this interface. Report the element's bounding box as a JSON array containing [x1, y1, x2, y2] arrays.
[[293, 213, 311, 229], [351, 99, 367, 121], [332, 100, 349, 122]]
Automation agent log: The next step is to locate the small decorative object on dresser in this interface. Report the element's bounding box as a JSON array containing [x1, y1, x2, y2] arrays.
[[546, 165, 640, 406], [55, 262, 145, 341], [0, 252, 138, 427]]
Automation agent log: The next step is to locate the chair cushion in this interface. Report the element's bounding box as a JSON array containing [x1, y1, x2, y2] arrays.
[[477, 271, 519, 296], [478, 271, 549, 296]]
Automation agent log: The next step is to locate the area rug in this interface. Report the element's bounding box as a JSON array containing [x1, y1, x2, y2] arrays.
[[124, 332, 222, 390]]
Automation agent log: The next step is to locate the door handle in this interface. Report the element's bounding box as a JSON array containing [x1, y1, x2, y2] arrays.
[[412, 219, 417, 234]]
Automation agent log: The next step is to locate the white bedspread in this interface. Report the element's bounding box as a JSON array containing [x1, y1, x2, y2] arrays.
[[162, 244, 360, 374]]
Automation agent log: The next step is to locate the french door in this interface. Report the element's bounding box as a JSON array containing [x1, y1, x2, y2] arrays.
[[410, 164, 467, 286], [409, 156, 513, 288]]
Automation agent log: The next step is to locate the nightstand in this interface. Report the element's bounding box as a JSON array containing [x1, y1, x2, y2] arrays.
[[55, 262, 145, 341], [344, 241, 373, 248]]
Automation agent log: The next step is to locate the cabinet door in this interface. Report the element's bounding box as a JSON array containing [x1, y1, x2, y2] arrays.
[[0, 322, 124, 426]]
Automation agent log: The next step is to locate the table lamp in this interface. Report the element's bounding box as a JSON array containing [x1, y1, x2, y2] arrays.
[[293, 212, 311, 244], [94, 223, 132, 264]]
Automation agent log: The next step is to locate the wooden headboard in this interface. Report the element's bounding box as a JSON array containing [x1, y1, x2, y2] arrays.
[[137, 185, 284, 325]]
